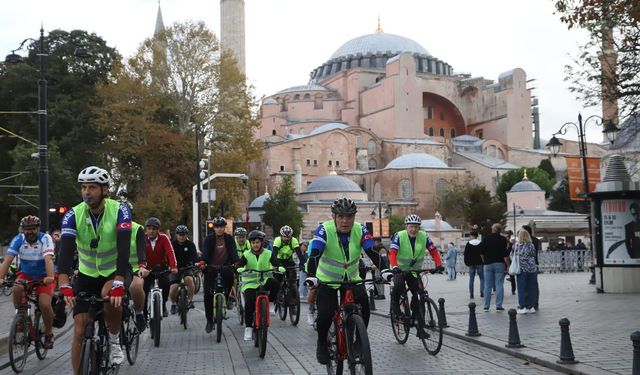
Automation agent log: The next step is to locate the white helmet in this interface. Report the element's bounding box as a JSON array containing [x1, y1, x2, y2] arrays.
[[404, 214, 422, 225], [78, 166, 111, 185]]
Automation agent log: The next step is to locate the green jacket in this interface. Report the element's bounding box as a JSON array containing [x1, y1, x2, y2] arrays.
[[316, 220, 363, 288]]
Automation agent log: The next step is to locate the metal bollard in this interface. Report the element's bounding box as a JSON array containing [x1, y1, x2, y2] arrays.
[[557, 318, 579, 364], [631, 331, 640, 375], [369, 288, 376, 311], [466, 302, 481, 337], [438, 298, 449, 328], [506, 308, 525, 348]]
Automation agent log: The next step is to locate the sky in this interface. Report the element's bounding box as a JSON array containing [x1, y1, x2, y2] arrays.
[[0, 0, 605, 143]]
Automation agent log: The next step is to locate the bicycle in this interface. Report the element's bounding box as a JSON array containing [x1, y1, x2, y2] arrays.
[[193, 267, 202, 295], [4, 280, 50, 373], [76, 292, 120, 375], [119, 290, 140, 365], [388, 268, 443, 355], [238, 268, 279, 359], [204, 265, 234, 343], [274, 265, 301, 326], [176, 265, 198, 330], [230, 272, 244, 325], [147, 268, 170, 347]]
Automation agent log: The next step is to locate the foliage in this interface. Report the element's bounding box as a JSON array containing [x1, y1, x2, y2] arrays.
[[495, 168, 555, 204], [538, 158, 557, 179], [262, 176, 303, 238], [388, 214, 405, 236], [548, 179, 575, 212], [131, 176, 182, 231]]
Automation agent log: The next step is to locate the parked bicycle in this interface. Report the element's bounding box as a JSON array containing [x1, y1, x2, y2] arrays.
[[176, 265, 198, 330], [4, 280, 49, 373], [120, 290, 140, 366], [388, 268, 443, 355], [76, 292, 120, 375], [274, 265, 301, 326], [204, 265, 235, 343], [148, 268, 170, 347]]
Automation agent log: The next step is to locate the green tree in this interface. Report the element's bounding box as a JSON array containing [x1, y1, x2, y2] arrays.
[[548, 179, 575, 212], [538, 158, 557, 179], [262, 176, 303, 237], [388, 214, 405, 236], [495, 168, 555, 205]]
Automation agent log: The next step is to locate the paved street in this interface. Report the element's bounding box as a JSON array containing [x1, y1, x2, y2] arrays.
[[0, 271, 636, 374]]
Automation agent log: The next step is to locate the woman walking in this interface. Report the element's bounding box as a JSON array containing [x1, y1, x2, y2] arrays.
[[512, 229, 539, 314]]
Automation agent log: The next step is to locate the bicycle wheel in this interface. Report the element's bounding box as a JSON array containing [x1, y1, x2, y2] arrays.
[[125, 309, 140, 365], [194, 272, 202, 294], [418, 297, 443, 355], [179, 287, 188, 330], [277, 288, 287, 321], [258, 298, 268, 358], [390, 295, 410, 344], [215, 294, 224, 343], [34, 310, 48, 360], [9, 313, 29, 373], [326, 320, 343, 375], [79, 339, 94, 375], [236, 290, 244, 325], [2, 284, 12, 296], [345, 314, 372, 375], [152, 296, 162, 347], [289, 287, 300, 326]]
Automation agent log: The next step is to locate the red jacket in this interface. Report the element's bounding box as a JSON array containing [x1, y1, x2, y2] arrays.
[[145, 233, 177, 269]]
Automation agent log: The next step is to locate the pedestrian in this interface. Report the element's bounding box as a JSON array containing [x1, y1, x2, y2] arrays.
[[463, 230, 484, 299], [480, 223, 510, 311], [512, 229, 539, 314], [522, 225, 541, 311], [299, 241, 309, 298], [445, 242, 457, 280], [503, 230, 516, 295]]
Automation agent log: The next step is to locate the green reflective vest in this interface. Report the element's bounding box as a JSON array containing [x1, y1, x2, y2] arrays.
[[316, 220, 363, 288], [129, 222, 142, 272], [273, 236, 299, 260], [74, 198, 122, 277], [397, 230, 427, 272], [240, 250, 273, 293], [235, 239, 250, 256]]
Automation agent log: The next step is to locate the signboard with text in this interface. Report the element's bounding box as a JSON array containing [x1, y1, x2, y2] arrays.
[[565, 156, 600, 200], [601, 199, 640, 264]]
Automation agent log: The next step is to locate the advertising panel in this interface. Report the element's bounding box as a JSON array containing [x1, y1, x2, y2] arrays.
[[602, 199, 640, 264]]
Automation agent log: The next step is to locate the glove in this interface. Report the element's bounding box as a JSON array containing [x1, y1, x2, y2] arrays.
[[196, 261, 206, 269], [60, 284, 74, 298], [236, 267, 246, 273], [381, 269, 394, 282], [109, 281, 125, 298], [304, 277, 318, 287], [434, 265, 445, 274]]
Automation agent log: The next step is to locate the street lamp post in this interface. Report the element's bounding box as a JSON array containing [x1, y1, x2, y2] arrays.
[[546, 113, 619, 290]]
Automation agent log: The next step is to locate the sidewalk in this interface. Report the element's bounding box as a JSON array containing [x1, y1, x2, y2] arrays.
[[368, 271, 639, 375]]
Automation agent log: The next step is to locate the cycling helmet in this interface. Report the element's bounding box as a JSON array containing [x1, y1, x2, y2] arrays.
[[279, 225, 293, 237], [20, 215, 41, 228], [404, 214, 422, 225], [78, 166, 111, 185], [234, 227, 247, 237], [212, 217, 227, 227], [145, 217, 161, 228], [175, 225, 189, 234], [331, 197, 357, 215], [247, 230, 266, 242]]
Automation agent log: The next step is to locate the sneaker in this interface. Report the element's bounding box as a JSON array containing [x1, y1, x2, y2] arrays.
[[496, 306, 505, 311], [270, 304, 276, 315], [516, 307, 528, 315], [243, 327, 252, 341], [307, 310, 316, 326], [205, 320, 214, 333], [43, 334, 54, 349], [416, 328, 430, 339], [135, 313, 146, 332], [162, 305, 169, 318], [109, 343, 124, 365], [316, 340, 329, 364], [483, 307, 489, 312], [170, 304, 177, 315], [527, 308, 537, 314], [480, 293, 484, 298]]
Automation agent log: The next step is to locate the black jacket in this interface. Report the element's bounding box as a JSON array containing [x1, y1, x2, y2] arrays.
[[171, 238, 198, 268], [464, 239, 484, 266], [480, 233, 509, 265], [200, 233, 239, 265]]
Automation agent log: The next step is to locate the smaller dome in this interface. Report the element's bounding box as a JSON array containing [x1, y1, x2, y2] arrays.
[[421, 219, 455, 231], [249, 194, 271, 208], [509, 180, 542, 192], [262, 98, 277, 105], [276, 84, 330, 94], [386, 153, 448, 169], [309, 123, 348, 136], [305, 175, 362, 193]]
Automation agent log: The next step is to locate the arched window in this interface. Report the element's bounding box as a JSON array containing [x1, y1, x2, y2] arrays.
[[368, 159, 377, 170], [303, 93, 311, 100], [367, 140, 377, 155], [281, 96, 288, 112], [294, 94, 300, 100], [272, 129, 276, 136], [428, 127, 434, 137], [439, 128, 445, 137], [398, 179, 412, 200], [314, 95, 323, 110], [436, 179, 448, 203], [450, 128, 456, 138], [299, 129, 305, 135]]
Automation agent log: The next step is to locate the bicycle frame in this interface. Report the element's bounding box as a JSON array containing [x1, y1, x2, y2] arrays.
[[11, 280, 44, 342], [147, 271, 167, 322]]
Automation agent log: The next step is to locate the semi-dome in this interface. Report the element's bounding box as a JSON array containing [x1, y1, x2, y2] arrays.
[[249, 194, 271, 208], [509, 180, 542, 192], [309, 122, 348, 136], [330, 33, 431, 60], [421, 219, 455, 231], [385, 153, 448, 169], [305, 175, 362, 193], [276, 84, 330, 95]]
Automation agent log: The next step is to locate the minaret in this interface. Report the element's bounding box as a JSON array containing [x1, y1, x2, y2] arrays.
[[155, 1, 165, 36], [152, 1, 168, 88], [220, 0, 246, 75]]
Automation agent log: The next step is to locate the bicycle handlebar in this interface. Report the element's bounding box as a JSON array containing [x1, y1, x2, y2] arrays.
[[75, 292, 111, 304], [2, 279, 46, 288], [318, 278, 380, 286], [395, 268, 442, 275]]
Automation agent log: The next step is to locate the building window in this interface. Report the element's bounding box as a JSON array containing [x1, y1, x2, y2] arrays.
[[294, 94, 300, 100], [367, 140, 377, 155], [281, 97, 288, 112], [439, 128, 445, 137], [355, 134, 362, 148], [328, 160, 332, 167], [398, 179, 412, 200], [313, 160, 318, 166], [450, 128, 456, 138], [299, 129, 305, 135], [280, 166, 285, 171], [303, 93, 310, 100], [336, 160, 340, 167], [272, 129, 276, 136], [440, 111, 445, 120], [314, 96, 323, 110], [306, 159, 310, 166], [476, 129, 483, 139], [427, 106, 433, 119], [428, 127, 434, 136], [368, 159, 377, 170]]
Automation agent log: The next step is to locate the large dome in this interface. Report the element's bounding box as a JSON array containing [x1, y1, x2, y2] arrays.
[[386, 153, 448, 169], [330, 33, 431, 60], [305, 175, 362, 193], [249, 194, 271, 208], [309, 123, 348, 136]]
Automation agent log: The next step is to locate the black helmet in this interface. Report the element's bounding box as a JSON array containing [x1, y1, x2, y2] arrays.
[[175, 225, 189, 234], [234, 227, 247, 236], [247, 230, 265, 242], [331, 197, 357, 215], [212, 217, 227, 227], [145, 217, 161, 228]]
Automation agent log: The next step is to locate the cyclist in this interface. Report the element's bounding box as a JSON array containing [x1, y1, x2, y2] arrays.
[[234, 227, 251, 255], [0, 215, 56, 349], [128, 220, 149, 331], [305, 198, 382, 364], [143, 217, 177, 318], [236, 230, 279, 341], [197, 216, 239, 333], [383, 214, 444, 331], [272, 225, 306, 291], [169, 225, 197, 314], [57, 166, 132, 372]]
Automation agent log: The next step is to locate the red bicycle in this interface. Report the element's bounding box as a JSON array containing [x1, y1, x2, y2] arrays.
[[321, 278, 375, 375], [238, 268, 279, 358]]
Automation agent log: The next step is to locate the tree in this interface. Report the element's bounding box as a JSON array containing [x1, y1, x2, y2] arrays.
[[538, 158, 557, 179], [555, 0, 640, 118], [548, 179, 576, 212], [495, 168, 555, 205], [388, 214, 405, 236], [262, 176, 303, 237]]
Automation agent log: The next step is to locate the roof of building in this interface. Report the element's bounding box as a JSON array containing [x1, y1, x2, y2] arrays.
[[262, 98, 278, 105], [309, 122, 349, 136], [330, 33, 431, 60], [276, 84, 330, 95], [249, 194, 271, 209], [509, 179, 542, 192], [304, 175, 363, 193], [455, 151, 520, 169], [421, 219, 457, 232], [385, 153, 448, 169], [385, 138, 442, 145], [451, 135, 484, 145], [609, 113, 640, 152]]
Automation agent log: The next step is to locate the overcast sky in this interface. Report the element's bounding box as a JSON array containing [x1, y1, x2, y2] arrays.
[[0, 0, 605, 143]]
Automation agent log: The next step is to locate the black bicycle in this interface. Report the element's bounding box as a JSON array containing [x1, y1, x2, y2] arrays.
[[76, 292, 120, 375], [274, 265, 301, 326], [176, 265, 198, 330], [204, 265, 234, 343], [119, 291, 140, 366], [389, 268, 443, 355]]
